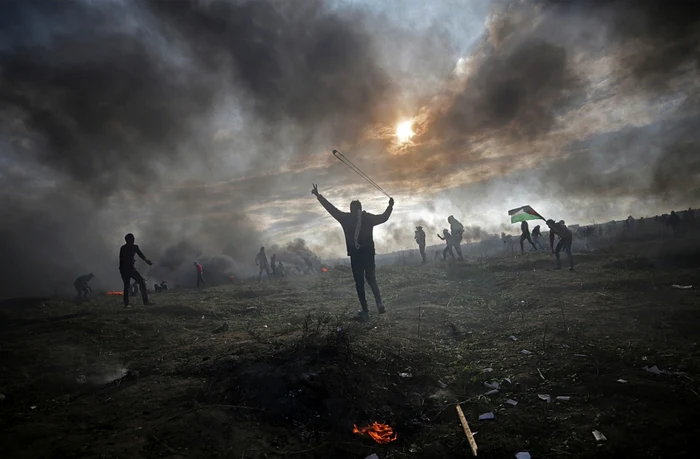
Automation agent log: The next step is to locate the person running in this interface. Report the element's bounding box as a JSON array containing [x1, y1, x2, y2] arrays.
[[546, 219, 574, 271], [531, 224, 545, 250], [447, 216, 465, 260], [414, 226, 427, 263], [194, 261, 206, 288], [437, 229, 456, 261], [73, 273, 94, 300], [256, 247, 272, 282], [312, 183, 393, 321], [119, 233, 154, 307], [519, 220, 537, 252]]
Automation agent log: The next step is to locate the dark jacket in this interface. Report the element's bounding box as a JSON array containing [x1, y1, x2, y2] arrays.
[[317, 195, 392, 256], [521, 221, 529, 234], [119, 244, 147, 271]]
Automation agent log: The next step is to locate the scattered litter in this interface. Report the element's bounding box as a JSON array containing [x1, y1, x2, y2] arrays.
[[212, 323, 229, 334], [508, 335, 518, 341], [409, 444, 420, 453], [336, 327, 343, 332], [643, 365, 663, 375], [520, 349, 532, 355], [478, 412, 495, 420], [504, 377, 512, 384], [201, 315, 205, 319], [246, 306, 257, 310], [484, 381, 500, 390], [515, 453, 531, 459], [263, 325, 268, 328], [482, 367, 493, 373], [399, 372, 413, 378], [0, 393, 5, 401], [537, 368, 546, 380], [438, 380, 448, 389], [672, 284, 692, 289], [556, 396, 571, 401], [574, 354, 587, 357], [485, 389, 499, 396], [365, 454, 379, 459], [506, 399, 518, 406], [30, 406, 36, 410], [537, 394, 551, 403], [592, 430, 607, 442], [617, 379, 628, 383]]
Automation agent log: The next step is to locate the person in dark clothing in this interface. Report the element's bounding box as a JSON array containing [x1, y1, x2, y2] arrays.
[[154, 281, 168, 292], [447, 216, 465, 260], [312, 183, 393, 321], [270, 254, 277, 277], [531, 225, 545, 250], [256, 247, 271, 281], [546, 219, 573, 271], [519, 220, 537, 252], [119, 233, 154, 308], [437, 229, 456, 261], [194, 261, 206, 287], [74, 273, 94, 300], [667, 211, 681, 236], [304, 256, 316, 274], [414, 226, 427, 263]]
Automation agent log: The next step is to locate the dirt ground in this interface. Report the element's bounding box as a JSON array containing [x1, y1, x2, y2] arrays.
[[2, 237, 700, 459]]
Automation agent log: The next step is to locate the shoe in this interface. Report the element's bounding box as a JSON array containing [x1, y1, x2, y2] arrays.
[[356, 310, 370, 322], [144, 301, 156, 306], [376, 303, 386, 314]]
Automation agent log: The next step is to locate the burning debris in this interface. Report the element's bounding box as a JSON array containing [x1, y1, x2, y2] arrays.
[[353, 422, 397, 444], [106, 291, 123, 296]]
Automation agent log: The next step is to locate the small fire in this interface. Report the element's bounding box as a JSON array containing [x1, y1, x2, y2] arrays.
[[106, 291, 123, 296], [353, 422, 397, 444], [321, 267, 328, 273]]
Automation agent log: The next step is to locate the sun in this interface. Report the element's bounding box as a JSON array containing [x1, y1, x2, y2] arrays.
[[396, 120, 414, 144]]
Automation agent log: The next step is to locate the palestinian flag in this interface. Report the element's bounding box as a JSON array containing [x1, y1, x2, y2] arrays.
[[508, 205, 545, 224]]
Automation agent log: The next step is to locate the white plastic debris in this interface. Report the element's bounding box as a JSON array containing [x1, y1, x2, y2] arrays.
[[617, 379, 628, 383], [365, 454, 379, 459], [30, 406, 37, 410], [556, 396, 571, 401], [574, 354, 587, 357], [263, 325, 268, 328], [479, 412, 495, 420], [482, 367, 493, 373], [399, 372, 413, 378], [506, 399, 518, 406], [504, 377, 512, 384], [484, 381, 500, 390], [672, 284, 692, 289], [515, 453, 531, 459], [485, 389, 499, 396], [592, 430, 607, 442], [201, 315, 205, 319], [509, 335, 518, 341], [643, 365, 662, 375], [520, 349, 532, 355], [537, 394, 551, 403]]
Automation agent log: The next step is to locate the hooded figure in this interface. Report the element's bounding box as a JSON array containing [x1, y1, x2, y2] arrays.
[[447, 216, 465, 260], [414, 226, 427, 263], [312, 183, 393, 321], [74, 273, 94, 300]]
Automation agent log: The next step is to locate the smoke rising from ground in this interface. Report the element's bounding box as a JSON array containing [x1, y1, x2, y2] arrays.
[[1, 0, 700, 297]]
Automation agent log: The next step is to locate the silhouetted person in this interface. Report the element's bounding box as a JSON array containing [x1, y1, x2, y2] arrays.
[[119, 233, 154, 307], [154, 281, 168, 292], [448, 216, 465, 260], [437, 229, 456, 261], [312, 183, 393, 321], [304, 256, 316, 274], [531, 225, 545, 250], [256, 247, 271, 281], [519, 220, 537, 252], [667, 211, 680, 236], [414, 226, 427, 263], [74, 273, 94, 300], [270, 254, 277, 277], [194, 261, 206, 287], [547, 219, 573, 271]]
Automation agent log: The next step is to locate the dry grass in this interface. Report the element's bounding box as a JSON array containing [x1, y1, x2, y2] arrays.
[[1, 237, 700, 458]]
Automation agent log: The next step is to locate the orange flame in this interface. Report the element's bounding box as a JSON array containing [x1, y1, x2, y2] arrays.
[[352, 422, 397, 444], [106, 291, 123, 296], [321, 267, 328, 273]]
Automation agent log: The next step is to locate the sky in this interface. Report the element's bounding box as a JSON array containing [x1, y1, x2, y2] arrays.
[[1, 0, 699, 297]]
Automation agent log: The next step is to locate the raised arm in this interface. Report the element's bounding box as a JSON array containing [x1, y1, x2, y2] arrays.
[[366, 197, 394, 226], [312, 184, 345, 222]]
